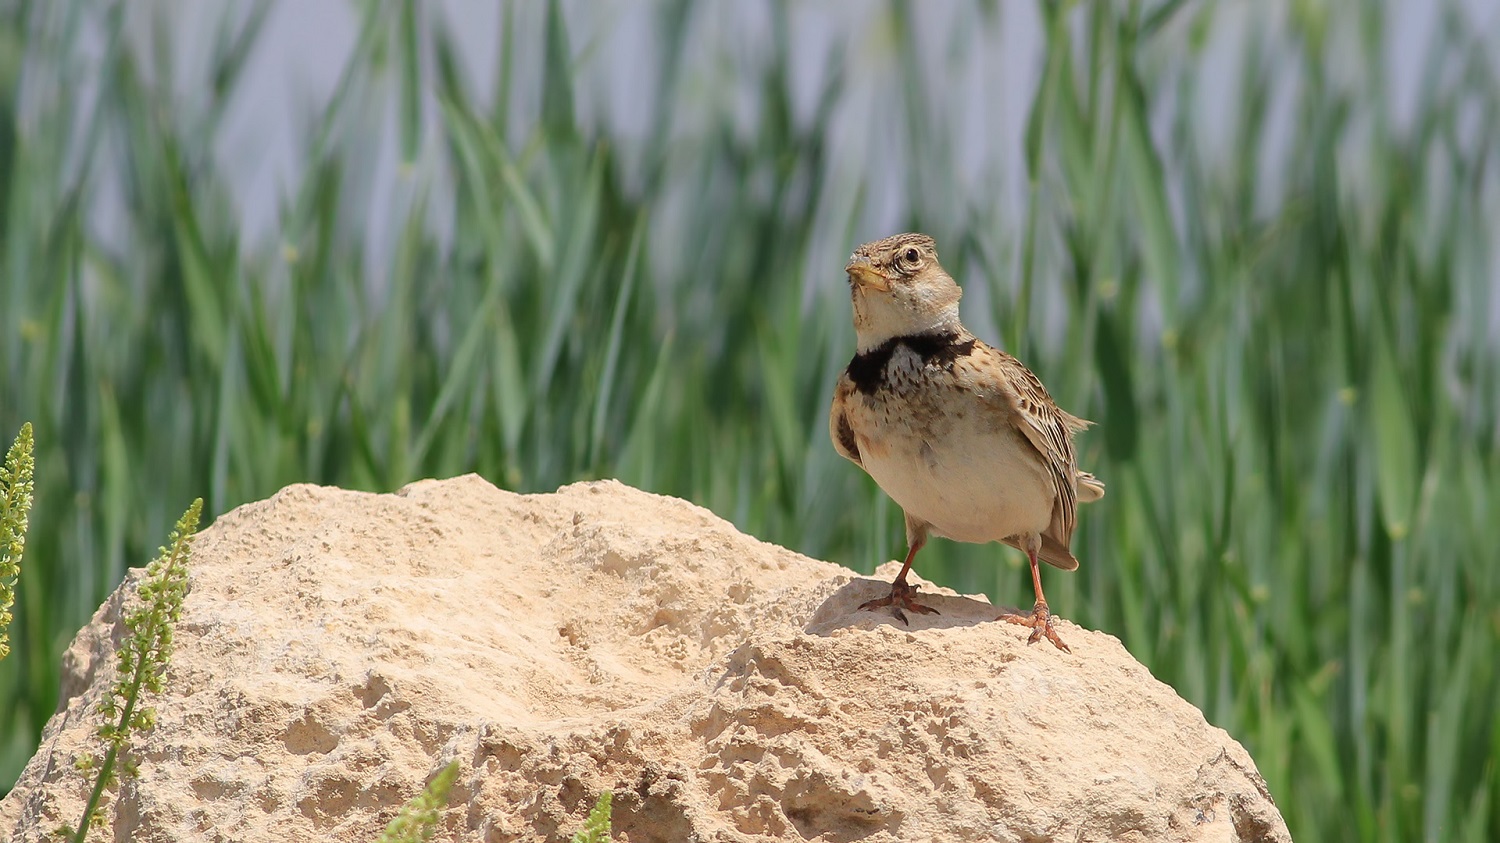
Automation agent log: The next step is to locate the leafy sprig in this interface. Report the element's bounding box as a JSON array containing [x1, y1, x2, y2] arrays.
[[65, 498, 202, 843], [0, 421, 35, 661], [570, 791, 613, 843], [378, 760, 461, 843]]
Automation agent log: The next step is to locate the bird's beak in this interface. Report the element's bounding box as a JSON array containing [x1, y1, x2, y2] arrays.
[[845, 256, 889, 291]]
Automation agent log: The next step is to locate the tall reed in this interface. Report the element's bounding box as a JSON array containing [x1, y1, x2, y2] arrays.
[[0, 3, 1494, 840]]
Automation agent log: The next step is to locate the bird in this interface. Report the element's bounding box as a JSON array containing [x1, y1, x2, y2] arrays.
[[828, 232, 1104, 652]]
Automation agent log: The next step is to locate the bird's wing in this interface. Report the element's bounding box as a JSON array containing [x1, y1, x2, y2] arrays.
[[828, 373, 863, 466], [953, 341, 1086, 554]]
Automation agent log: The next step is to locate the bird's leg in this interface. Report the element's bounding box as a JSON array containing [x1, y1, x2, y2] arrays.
[[1005, 537, 1070, 652], [857, 529, 938, 624]]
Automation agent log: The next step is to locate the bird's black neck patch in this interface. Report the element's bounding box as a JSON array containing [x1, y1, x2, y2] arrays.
[[847, 330, 975, 395]]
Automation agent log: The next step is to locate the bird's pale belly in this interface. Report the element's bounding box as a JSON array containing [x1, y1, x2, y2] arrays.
[[854, 414, 1053, 543]]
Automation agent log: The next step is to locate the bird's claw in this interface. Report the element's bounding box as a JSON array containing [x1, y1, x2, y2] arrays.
[[1005, 601, 1070, 653], [858, 579, 940, 624]]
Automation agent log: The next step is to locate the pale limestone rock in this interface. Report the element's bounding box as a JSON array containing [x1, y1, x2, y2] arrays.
[[0, 476, 1290, 842]]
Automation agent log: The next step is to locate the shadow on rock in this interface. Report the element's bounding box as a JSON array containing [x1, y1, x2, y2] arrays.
[[803, 571, 1018, 636]]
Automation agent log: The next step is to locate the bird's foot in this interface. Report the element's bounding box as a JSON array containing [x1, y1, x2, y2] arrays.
[[858, 579, 940, 625], [1005, 601, 1070, 653]]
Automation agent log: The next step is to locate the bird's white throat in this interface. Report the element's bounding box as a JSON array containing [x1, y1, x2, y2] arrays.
[[851, 282, 963, 354]]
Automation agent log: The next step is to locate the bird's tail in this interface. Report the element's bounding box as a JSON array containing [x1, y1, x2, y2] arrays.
[[1037, 533, 1081, 571], [1004, 533, 1082, 571]]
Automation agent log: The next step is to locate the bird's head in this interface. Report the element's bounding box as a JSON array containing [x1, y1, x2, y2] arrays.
[[845, 233, 963, 352]]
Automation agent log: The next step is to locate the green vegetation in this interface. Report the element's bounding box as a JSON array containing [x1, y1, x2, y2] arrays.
[[1, 423, 35, 661], [0, 3, 1495, 842], [570, 791, 614, 843], [377, 760, 461, 843], [61, 500, 200, 843]]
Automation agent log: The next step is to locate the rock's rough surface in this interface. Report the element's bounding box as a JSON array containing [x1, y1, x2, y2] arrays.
[[0, 477, 1290, 842]]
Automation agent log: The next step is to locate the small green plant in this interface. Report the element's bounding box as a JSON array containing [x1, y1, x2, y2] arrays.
[[0, 422, 35, 662], [62, 499, 202, 843], [377, 760, 460, 843], [570, 791, 613, 843]]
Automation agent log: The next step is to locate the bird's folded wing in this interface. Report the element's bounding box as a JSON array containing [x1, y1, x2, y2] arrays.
[[955, 342, 1084, 547]]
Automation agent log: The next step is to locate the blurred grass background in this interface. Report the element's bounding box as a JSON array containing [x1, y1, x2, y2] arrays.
[[1, 1, 1498, 840]]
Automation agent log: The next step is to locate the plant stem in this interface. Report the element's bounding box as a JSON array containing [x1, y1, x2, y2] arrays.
[[70, 651, 148, 843]]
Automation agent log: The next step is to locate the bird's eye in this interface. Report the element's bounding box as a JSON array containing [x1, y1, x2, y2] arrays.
[[901, 247, 921, 266]]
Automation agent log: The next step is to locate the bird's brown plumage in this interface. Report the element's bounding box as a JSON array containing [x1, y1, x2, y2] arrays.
[[830, 231, 1104, 649], [949, 341, 1091, 571]]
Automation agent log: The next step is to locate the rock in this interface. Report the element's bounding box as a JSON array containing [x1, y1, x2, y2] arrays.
[[0, 476, 1290, 842]]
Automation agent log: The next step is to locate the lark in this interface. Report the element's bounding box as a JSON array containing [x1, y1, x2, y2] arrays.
[[829, 233, 1104, 651]]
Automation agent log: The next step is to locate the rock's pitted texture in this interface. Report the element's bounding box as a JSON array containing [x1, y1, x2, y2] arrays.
[[0, 477, 1290, 842]]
